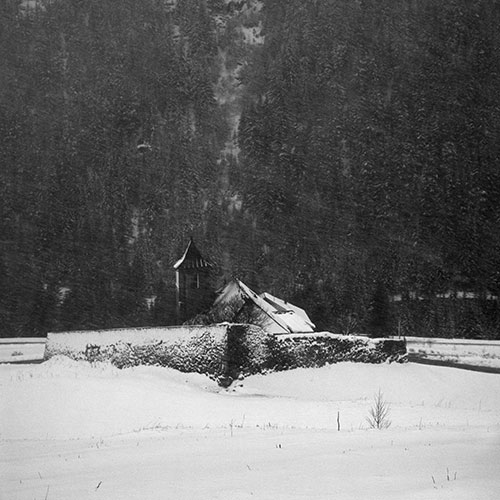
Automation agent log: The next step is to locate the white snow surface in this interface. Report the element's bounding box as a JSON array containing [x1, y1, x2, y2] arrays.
[[1, 357, 500, 499]]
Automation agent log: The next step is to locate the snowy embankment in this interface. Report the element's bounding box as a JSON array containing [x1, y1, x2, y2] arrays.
[[0, 338, 46, 363], [406, 337, 500, 369], [1, 357, 499, 499], [4, 357, 498, 440]]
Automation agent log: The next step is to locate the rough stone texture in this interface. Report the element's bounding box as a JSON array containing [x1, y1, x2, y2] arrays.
[[226, 324, 270, 378], [46, 325, 229, 377], [265, 333, 407, 372], [45, 327, 407, 383], [223, 330, 406, 379]]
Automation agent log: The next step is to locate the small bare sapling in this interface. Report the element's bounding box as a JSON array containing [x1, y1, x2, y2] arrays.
[[366, 389, 391, 429]]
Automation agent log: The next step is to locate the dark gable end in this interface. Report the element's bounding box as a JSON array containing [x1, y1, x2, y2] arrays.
[[173, 239, 212, 271]]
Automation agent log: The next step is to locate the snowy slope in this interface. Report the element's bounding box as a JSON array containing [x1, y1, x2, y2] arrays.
[[2, 357, 499, 440], [1, 357, 499, 499]]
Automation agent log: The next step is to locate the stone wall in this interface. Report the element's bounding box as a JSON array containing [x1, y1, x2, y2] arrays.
[[46, 326, 407, 383], [264, 333, 407, 371], [46, 325, 229, 377]]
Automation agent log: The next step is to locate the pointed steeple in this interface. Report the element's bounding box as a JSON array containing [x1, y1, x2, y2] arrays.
[[173, 238, 212, 270]]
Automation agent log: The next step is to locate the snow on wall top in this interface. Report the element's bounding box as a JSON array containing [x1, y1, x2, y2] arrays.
[[46, 325, 228, 352]]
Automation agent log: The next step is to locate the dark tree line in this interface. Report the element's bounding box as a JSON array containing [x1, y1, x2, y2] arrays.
[[0, 0, 227, 335], [1, 0, 500, 338], [236, 0, 500, 337]]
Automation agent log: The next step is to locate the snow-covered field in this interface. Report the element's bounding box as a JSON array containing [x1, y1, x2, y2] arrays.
[[1, 357, 500, 499]]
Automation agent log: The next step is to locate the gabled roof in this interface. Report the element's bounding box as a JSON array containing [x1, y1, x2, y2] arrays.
[[173, 239, 212, 270], [260, 292, 316, 331], [213, 279, 315, 334]]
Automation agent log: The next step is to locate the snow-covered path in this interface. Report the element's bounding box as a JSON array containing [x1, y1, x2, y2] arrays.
[[1, 358, 499, 499]]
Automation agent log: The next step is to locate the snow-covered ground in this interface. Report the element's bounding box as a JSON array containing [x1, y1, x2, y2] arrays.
[[1, 357, 500, 499]]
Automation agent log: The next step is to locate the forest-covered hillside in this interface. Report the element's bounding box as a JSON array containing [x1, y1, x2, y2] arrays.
[[1, 0, 500, 338]]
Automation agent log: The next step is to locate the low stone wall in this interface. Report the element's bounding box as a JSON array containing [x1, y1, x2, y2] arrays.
[[264, 333, 407, 372], [224, 330, 406, 379], [46, 326, 407, 383], [46, 325, 229, 376]]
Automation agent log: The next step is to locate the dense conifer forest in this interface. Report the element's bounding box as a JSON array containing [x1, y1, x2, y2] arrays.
[[1, 0, 500, 338]]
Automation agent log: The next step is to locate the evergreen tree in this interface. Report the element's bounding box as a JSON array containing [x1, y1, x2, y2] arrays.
[[367, 282, 393, 338]]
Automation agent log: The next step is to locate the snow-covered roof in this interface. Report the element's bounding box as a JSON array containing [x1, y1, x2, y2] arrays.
[[214, 279, 315, 334], [173, 239, 211, 270], [260, 292, 316, 331]]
